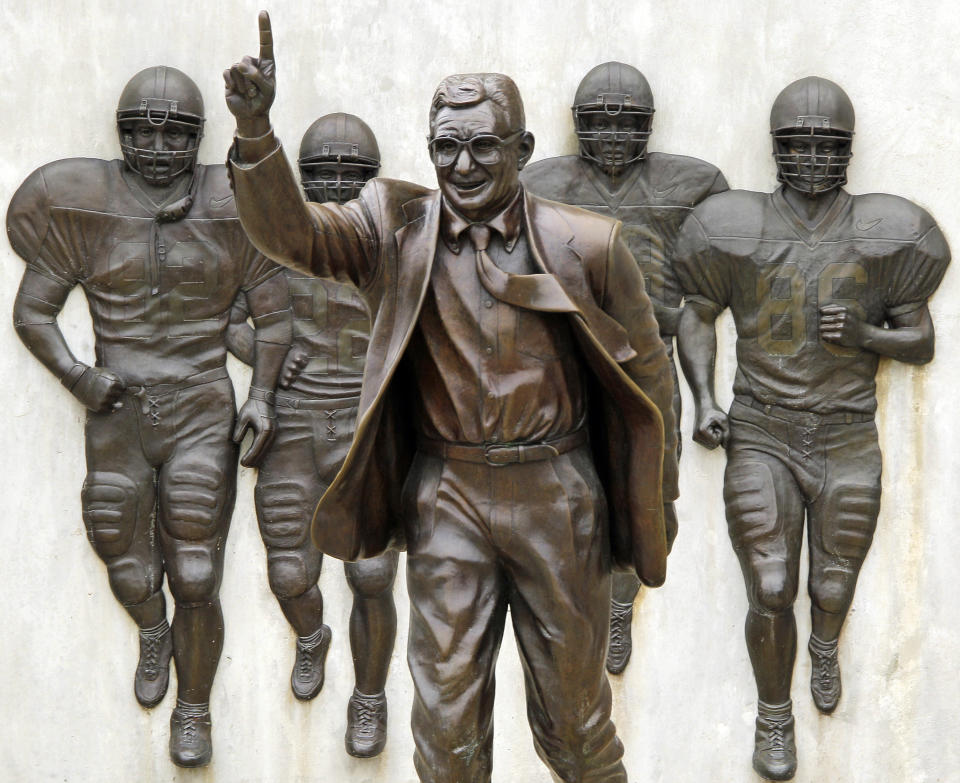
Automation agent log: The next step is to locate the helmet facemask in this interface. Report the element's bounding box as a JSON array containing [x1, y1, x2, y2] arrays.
[[299, 141, 380, 204], [772, 126, 852, 197], [573, 94, 653, 178], [117, 98, 203, 186]]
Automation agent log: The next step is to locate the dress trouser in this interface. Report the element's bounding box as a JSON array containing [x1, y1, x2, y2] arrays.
[[405, 444, 627, 783]]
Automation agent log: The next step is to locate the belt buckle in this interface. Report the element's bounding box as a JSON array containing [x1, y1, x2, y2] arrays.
[[483, 443, 517, 466]]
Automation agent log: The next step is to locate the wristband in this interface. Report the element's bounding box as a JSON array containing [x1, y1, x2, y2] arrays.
[[60, 363, 88, 391], [247, 386, 276, 405]]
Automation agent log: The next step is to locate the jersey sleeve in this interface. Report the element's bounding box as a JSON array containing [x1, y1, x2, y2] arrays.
[[673, 212, 730, 315], [240, 246, 284, 292], [6, 166, 84, 286], [884, 221, 951, 317]]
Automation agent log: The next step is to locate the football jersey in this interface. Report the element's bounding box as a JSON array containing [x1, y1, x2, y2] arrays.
[[675, 187, 950, 414], [237, 268, 370, 400], [521, 152, 727, 321], [7, 158, 281, 385]]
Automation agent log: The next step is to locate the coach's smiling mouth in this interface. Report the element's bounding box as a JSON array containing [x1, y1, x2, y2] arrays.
[[451, 180, 487, 193]]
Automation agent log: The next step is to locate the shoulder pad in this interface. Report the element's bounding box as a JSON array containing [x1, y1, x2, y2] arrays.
[[848, 192, 939, 242], [192, 164, 238, 217], [689, 189, 769, 238], [20, 158, 116, 211]]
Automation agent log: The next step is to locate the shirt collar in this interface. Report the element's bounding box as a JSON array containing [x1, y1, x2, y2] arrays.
[[440, 187, 525, 254]]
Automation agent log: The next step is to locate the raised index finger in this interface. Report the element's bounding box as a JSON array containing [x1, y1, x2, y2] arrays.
[[258, 10, 274, 62]]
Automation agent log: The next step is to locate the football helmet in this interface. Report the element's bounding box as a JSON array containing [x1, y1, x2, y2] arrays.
[[116, 66, 204, 186], [298, 113, 381, 204], [572, 62, 654, 174], [770, 77, 854, 196]]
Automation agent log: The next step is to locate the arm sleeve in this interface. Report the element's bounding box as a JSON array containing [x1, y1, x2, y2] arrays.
[[884, 222, 951, 318], [6, 166, 83, 285], [674, 213, 729, 316], [229, 141, 381, 289]]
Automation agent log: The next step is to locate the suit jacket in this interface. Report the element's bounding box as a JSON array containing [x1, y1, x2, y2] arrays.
[[230, 144, 678, 586]]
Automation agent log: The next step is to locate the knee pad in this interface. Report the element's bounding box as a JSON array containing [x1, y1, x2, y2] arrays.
[[809, 565, 858, 615], [345, 551, 399, 597], [81, 471, 142, 558], [255, 478, 312, 548], [166, 545, 219, 606], [820, 483, 881, 561], [107, 555, 160, 607], [266, 551, 313, 600], [750, 561, 798, 615], [163, 464, 224, 541]]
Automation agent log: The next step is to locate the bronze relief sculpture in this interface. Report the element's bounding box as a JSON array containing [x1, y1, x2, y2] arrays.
[[226, 112, 398, 757], [224, 13, 677, 782], [675, 76, 950, 780], [521, 62, 727, 673], [7, 66, 288, 768]]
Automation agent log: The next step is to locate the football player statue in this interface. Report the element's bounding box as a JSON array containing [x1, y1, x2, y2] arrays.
[[7, 67, 289, 767], [226, 112, 398, 757], [521, 62, 728, 674], [675, 76, 950, 780]]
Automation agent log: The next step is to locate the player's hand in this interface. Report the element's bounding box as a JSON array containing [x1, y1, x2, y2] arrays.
[[233, 394, 276, 467], [693, 405, 729, 450], [819, 304, 864, 348], [224, 11, 276, 133], [663, 501, 678, 553], [279, 346, 308, 389], [71, 366, 125, 412]]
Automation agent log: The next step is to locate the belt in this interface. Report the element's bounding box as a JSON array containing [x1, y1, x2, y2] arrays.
[[275, 394, 360, 411], [733, 396, 874, 426], [419, 429, 588, 466], [123, 366, 230, 425], [124, 366, 229, 399]]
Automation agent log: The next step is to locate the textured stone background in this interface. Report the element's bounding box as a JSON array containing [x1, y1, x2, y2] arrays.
[[1, 1, 958, 781]]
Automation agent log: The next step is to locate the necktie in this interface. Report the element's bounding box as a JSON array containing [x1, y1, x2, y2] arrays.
[[467, 223, 579, 313]]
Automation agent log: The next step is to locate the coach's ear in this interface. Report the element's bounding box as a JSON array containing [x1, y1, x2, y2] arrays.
[[516, 131, 535, 170]]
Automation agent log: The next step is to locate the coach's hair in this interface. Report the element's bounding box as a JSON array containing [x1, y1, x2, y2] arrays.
[[429, 73, 525, 133]]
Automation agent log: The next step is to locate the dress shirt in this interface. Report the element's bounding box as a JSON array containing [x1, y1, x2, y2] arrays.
[[409, 188, 586, 444]]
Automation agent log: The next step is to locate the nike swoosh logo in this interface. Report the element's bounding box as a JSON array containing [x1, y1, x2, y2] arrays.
[[209, 194, 234, 208], [653, 184, 678, 198], [856, 218, 882, 231]]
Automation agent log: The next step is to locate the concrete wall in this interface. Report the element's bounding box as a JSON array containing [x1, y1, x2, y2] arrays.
[[1, 1, 958, 781]]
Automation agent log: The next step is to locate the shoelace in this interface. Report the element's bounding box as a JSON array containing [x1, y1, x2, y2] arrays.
[[180, 713, 200, 743], [814, 646, 839, 688], [353, 699, 384, 738], [296, 645, 318, 679], [141, 635, 162, 678], [766, 720, 786, 750], [608, 606, 631, 653]]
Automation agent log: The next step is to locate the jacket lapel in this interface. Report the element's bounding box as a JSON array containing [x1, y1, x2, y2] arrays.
[[524, 191, 637, 363]]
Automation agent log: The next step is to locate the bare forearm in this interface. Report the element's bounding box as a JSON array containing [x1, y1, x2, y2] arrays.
[[226, 323, 256, 366], [859, 321, 933, 364]]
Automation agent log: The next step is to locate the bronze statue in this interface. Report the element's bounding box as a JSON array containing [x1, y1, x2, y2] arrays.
[[224, 13, 678, 782], [7, 66, 288, 768], [675, 76, 950, 780], [521, 61, 727, 674], [226, 112, 397, 757]]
